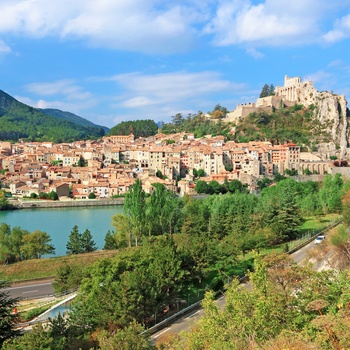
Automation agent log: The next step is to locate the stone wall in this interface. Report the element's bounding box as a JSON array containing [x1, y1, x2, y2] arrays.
[[14, 198, 125, 209]]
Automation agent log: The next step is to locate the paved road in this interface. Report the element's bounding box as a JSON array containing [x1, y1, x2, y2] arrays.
[[3, 280, 55, 299]]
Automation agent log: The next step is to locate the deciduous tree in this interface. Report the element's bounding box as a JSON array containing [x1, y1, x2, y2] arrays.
[[20, 230, 55, 259]]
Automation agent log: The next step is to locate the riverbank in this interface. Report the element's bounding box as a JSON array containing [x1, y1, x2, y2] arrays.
[[10, 197, 125, 209]]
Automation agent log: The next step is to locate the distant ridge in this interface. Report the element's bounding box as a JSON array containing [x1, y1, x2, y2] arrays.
[[0, 89, 108, 142], [39, 108, 110, 134]]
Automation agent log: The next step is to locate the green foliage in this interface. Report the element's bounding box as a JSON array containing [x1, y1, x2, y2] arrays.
[[48, 191, 58, 200], [81, 229, 97, 253], [53, 263, 84, 293], [123, 179, 147, 246], [235, 104, 322, 146], [195, 179, 246, 195], [259, 83, 275, 98], [0, 280, 19, 346], [88, 192, 96, 199], [20, 230, 55, 259], [109, 119, 158, 138], [160, 111, 233, 139], [0, 90, 105, 142], [155, 169, 165, 179], [319, 174, 343, 213], [96, 322, 154, 350], [103, 230, 121, 250], [0, 190, 11, 210], [258, 179, 304, 242], [0, 225, 54, 262], [66, 226, 96, 255], [186, 254, 350, 349], [66, 225, 82, 255], [145, 183, 182, 236], [71, 236, 187, 329]]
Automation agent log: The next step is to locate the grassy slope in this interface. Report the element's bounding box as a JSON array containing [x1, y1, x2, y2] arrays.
[[0, 250, 118, 282]]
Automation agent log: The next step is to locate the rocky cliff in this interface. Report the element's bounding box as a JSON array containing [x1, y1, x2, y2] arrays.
[[276, 77, 349, 159]]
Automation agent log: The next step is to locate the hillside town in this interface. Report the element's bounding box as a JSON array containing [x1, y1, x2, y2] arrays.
[[0, 131, 346, 200], [1, 75, 349, 201]]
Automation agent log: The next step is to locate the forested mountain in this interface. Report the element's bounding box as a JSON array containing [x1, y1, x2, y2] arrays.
[[0, 90, 106, 143], [39, 108, 110, 134]]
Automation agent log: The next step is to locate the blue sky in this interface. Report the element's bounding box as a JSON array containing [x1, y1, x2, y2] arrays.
[[0, 0, 350, 128]]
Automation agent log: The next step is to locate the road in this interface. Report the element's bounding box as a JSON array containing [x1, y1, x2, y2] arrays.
[[3, 280, 55, 299], [151, 237, 318, 341]]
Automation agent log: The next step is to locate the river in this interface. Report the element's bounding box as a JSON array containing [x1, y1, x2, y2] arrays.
[[0, 206, 123, 257]]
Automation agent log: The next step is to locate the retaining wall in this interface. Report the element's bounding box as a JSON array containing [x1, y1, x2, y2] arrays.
[[15, 198, 125, 209]]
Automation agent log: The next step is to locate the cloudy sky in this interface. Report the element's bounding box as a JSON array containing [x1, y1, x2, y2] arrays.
[[0, 0, 349, 128]]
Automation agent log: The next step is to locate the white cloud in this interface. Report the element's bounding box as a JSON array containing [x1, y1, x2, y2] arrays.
[[0, 0, 206, 54], [20, 79, 96, 114], [204, 0, 328, 47], [0, 40, 11, 54], [109, 71, 245, 107], [25, 79, 93, 101], [246, 47, 264, 59], [323, 13, 350, 43]]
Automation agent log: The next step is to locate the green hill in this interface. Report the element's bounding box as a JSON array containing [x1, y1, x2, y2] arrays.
[[234, 104, 331, 148], [39, 108, 109, 134], [0, 90, 106, 143]]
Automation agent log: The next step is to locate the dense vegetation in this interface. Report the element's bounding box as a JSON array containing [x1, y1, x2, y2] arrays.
[[0, 224, 55, 263], [1, 174, 349, 349], [235, 103, 330, 147], [160, 111, 233, 138], [159, 102, 335, 149], [0, 90, 105, 142], [109, 119, 158, 138]]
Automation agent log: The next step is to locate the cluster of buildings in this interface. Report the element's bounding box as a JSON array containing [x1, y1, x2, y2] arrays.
[[0, 131, 337, 200]]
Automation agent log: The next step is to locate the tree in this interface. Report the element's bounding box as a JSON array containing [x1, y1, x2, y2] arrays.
[[104, 230, 118, 250], [88, 192, 96, 199], [171, 113, 184, 126], [48, 191, 58, 200], [197, 169, 205, 178], [0, 190, 9, 210], [78, 155, 86, 167], [2, 323, 53, 350], [71, 236, 186, 330], [20, 230, 55, 259], [319, 174, 343, 213], [66, 225, 83, 255], [96, 322, 154, 350], [53, 263, 84, 293], [260, 83, 270, 98], [9, 227, 29, 261], [146, 183, 181, 236], [0, 280, 19, 347], [227, 179, 244, 193], [195, 180, 209, 194], [80, 229, 97, 253], [123, 179, 146, 246]]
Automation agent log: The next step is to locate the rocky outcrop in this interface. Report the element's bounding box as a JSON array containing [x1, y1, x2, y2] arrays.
[[275, 76, 349, 159]]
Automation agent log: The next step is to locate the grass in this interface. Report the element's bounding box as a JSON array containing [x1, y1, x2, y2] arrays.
[[299, 213, 341, 234], [0, 250, 119, 282]]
